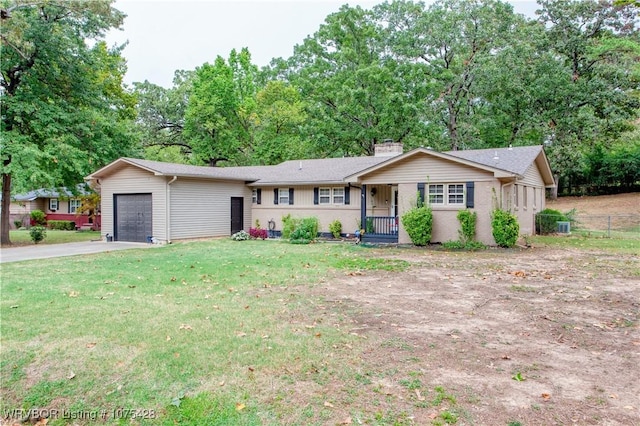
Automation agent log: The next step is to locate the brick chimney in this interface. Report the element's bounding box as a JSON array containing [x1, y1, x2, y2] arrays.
[[374, 140, 404, 157]]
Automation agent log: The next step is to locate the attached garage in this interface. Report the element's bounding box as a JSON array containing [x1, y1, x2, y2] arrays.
[[86, 158, 263, 243], [114, 194, 152, 242]]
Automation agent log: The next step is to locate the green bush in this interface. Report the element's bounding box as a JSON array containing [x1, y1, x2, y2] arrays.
[[365, 217, 375, 234], [491, 209, 519, 248], [290, 217, 319, 244], [29, 226, 47, 244], [13, 220, 22, 228], [535, 208, 568, 234], [457, 209, 477, 244], [401, 206, 433, 246], [30, 209, 46, 226], [281, 214, 298, 240], [48, 220, 76, 231], [329, 219, 342, 239]]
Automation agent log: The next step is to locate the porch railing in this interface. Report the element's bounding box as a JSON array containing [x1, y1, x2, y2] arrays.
[[364, 216, 399, 240]]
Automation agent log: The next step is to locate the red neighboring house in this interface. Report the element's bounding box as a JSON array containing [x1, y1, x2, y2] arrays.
[[9, 187, 100, 230]]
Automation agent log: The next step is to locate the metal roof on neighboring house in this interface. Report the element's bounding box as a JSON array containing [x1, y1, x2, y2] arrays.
[[11, 185, 92, 202]]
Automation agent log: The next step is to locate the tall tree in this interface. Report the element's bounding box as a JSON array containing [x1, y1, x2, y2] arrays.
[[1, 0, 135, 245], [380, 0, 522, 151], [182, 48, 259, 166], [252, 81, 310, 164], [276, 4, 430, 157], [133, 70, 194, 162], [536, 0, 640, 192]]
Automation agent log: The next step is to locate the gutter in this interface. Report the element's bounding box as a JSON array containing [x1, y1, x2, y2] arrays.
[[166, 176, 177, 243]]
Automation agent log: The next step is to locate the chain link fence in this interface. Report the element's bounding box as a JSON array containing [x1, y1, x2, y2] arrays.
[[535, 214, 640, 239]]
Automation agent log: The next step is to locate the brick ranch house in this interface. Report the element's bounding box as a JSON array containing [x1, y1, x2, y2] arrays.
[[7, 187, 100, 230], [85, 143, 555, 245]]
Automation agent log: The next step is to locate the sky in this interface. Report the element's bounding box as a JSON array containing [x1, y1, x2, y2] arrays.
[[105, 0, 539, 88]]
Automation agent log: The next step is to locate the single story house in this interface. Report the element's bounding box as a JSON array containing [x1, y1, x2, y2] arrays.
[[85, 143, 555, 245], [7, 186, 99, 229]]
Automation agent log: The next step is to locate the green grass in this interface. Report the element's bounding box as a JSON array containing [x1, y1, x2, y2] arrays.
[[8, 229, 101, 245], [0, 239, 407, 425], [531, 234, 639, 254]]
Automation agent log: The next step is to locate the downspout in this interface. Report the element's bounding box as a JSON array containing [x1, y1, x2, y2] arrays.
[[167, 176, 177, 243]]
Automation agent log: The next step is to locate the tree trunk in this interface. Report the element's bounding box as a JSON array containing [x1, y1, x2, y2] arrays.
[[1, 171, 12, 246], [551, 173, 559, 200]]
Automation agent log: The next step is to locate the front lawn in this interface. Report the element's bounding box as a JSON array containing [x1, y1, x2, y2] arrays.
[[0, 239, 406, 425], [8, 229, 101, 246]]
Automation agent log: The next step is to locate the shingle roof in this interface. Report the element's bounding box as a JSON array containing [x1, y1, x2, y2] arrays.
[[91, 156, 389, 186], [87, 145, 549, 186], [446, 145, 543, 176], [121, 158, 269, 181], [250, 156, 388, 185]]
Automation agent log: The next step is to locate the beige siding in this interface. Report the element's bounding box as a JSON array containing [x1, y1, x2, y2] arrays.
[[361, 153, 495, 184], [520, 163, 545, 187], [251, 185, 361, 234], [169, 178, 250, 240], [99, 165, 167, 241]]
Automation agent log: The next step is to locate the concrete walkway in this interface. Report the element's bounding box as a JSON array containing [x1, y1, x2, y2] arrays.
[[0, 241, 154, 263]]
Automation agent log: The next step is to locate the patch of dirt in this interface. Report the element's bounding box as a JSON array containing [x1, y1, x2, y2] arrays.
[[547, 193, 640, 215], [307, 247, 640, 425]]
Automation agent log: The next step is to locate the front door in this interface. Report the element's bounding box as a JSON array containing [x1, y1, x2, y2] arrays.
[[230, 197, 244, 234]]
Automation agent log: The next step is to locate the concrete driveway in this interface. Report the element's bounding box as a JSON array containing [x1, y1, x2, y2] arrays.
[[0, 241, 154, 263]]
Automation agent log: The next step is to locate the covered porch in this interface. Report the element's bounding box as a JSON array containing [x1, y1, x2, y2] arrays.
[[359, 184, 399, 243]]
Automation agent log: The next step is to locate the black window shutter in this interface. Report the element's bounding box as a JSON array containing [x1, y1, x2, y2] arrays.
[[344, 186, 350, 205], [417, 182, 425, 206], [466, 181, 475, 208], [273, 188, 279, 205], [289, 188, 294, 205], [256, 188, 262, 205], [313, 187, 319, 205]]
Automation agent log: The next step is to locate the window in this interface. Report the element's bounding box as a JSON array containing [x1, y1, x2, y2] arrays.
[[428, 184, 444, 204], [514, 185, 519, 208], [332, 187, 345, 204], [523, 186, 528, 209], [69, 199, 81, 213], [428, 184, 465, 206], [252, 189, 257, 204], [533, 187, 537, 208], [278, 188, 289, 205], [448, 184, 464, 205], [49, 198, 59, 211], [319, 188, 331, 204]]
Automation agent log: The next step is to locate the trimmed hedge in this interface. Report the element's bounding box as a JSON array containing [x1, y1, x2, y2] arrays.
[[48, 220, 76, 231]]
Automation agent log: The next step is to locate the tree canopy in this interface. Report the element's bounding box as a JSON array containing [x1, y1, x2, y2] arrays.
[[1, 0, 137, 245]]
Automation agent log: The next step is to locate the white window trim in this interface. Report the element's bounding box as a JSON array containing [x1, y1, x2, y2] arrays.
[[332, 187, 345, 205], [447, 184, 465, 206], [278, 188, 289, 205], [252, 189, 257, 204], [69, 198, 81, 214], [319, 187, 331, 205], [428, 183, 465, 206], [49, 198, 59, 211]]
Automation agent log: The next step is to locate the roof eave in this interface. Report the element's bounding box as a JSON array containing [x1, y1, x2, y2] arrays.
[[249, 180, 347, 187]]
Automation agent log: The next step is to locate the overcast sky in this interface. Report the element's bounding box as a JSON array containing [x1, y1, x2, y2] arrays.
[[106, 0, 539, 88]]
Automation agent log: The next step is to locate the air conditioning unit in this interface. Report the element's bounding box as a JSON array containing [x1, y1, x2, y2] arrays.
[[557, 221, 571, 234]]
